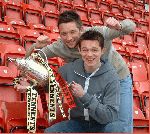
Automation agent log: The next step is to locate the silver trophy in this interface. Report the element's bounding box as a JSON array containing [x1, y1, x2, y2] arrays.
[[8, 50, 49, 86]]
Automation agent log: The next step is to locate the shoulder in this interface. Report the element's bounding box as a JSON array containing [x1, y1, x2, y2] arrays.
[[102, 60, 119, 80]]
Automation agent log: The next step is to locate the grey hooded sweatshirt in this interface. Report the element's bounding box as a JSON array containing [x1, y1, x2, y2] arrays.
[[58, 59, 120, 124]]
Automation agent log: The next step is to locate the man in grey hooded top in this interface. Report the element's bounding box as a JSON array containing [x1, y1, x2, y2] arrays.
[[44, 30, 120, 133]]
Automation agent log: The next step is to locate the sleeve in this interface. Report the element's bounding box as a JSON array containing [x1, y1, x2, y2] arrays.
[[39, 41, 59, 59], [88, 19, 136, 40], [25, 43, 36, 58], [79, 79, 120, 124]]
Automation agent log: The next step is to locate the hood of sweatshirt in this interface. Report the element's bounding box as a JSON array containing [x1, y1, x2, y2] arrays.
[[72, 59, 115, 78]]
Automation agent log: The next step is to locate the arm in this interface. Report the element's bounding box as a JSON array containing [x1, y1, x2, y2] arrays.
[[88, 17, 136, 40], [79, 79, 120, 124], [25, 35, 51, 58]]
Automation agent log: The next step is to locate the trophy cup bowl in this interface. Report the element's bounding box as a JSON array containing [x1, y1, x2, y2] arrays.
[[8, 57, 49, 87]]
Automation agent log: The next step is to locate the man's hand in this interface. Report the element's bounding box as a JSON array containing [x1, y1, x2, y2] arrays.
[[105, 17, 122, 30], [70, 81, 85, 98], [35, 35, 51, 49], [14, 77, 30, 93]]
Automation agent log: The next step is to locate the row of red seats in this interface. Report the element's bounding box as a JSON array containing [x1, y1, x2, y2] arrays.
[[0, 0, 149, 27], [0, 17, 148, 52]]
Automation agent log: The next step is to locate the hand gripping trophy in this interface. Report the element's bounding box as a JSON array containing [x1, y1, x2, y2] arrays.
[[9, 50, 76, 133]]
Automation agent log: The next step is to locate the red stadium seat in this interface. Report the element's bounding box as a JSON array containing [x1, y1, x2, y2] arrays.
[[143, 10, 149, 21], [0, 66, 16, 84], [133, 106, 149, 133], [102, 11, 114, 22], [126, 46, 148, 61], [58, 0, 73, 7], [99, 0, 111, 12], [4, 16, 27, 32], [0, 22, 20, 46], [59, 3, 73, 13], [28, 23, 51, 34], [1, 101, 48, 133], [0, 0, 2, 20], [22, 3, 43, 25], [43, 0, 59, 15], [126, 0, 136, 8], [42, 31, 60, 43], [74, 6, 90, 26], [122, 5, 133, 18], [111, 3, 122, 14], [17, 27, 40, 50], [72, 0, 85, 7], [133, 8, 143, 20], [89, 9, 103, 26], [113, 38, 128, 57], [130, 60, 148, 82], [42, 11, 59, 32], [86, 0, 98, 10], [135, 0, 145, 10], [28, 0, 41, 8], [2, 0, 23, 20]]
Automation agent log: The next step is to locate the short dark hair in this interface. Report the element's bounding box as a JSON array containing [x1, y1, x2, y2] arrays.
[[57, 10, 83, 29], [77, 30, 104, 49]]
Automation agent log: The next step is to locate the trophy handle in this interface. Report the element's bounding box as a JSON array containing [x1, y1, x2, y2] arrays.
[[7, 57, 16, 62], [34, 49, 48, 64]]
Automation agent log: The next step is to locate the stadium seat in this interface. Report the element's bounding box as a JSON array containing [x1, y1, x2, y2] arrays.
[[134, 32, 148, 52], [72, 0, 85, 7], [143, 10, 149, 21], [122, 5, 133, 18], [59, 3, 73, 13], [123, 33, 135, 47], [42, 11, 59, 32], [99, 0, 111, 12], [17, 27, 40, 50], [58, 0, 73, 7], [111, 3, 122, 14], [1, 101, 48, 133], [102, 11, 115, 22], [138, 81, 150, 119], [138, 19, 149, 33], [133, 8, 143, 20], [112, 38, 128, 56], [0, 66, 16, 84], [133, 105, 149, 133], [115, 13, 126, 21], [28, 23, 51, 34], [135, 0, 145, 10], [4, 16, 27, 32], [86, 0, 98, 10], [0, 0, 2, 20], [0, 85, 22, 132], [130, 60, 148, 82], [42, 31, 60, 43], [27, 0, 41, 7], [42, 0, 59, 15], [74, 6, 90, 26], [126, 0, 135, 9], [2, 44, 26, 76], [2, 0, 23, 20], [89, 9, 104, 26], [22, 3, 43, 25], [0, 22, 21, 46]]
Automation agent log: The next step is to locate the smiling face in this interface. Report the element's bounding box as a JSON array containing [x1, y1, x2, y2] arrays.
[[79, 40, 104, 72], [59, 22, 82, 48]]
